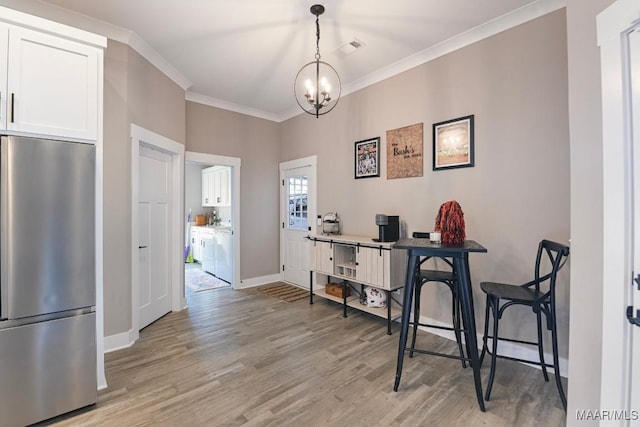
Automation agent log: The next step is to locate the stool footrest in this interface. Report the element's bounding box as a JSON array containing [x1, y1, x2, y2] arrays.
[[404, 347, 470, 362], [412, 321, 464, 333]]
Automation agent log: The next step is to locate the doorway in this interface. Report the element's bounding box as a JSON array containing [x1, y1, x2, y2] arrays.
[[131, 125, 184, 344], [280, 156, 317, 289], [185, 151, 241, 298]]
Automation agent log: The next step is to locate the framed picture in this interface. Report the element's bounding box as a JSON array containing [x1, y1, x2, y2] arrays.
[[433, 115, 474, 171], [355, 137, 380, 179]]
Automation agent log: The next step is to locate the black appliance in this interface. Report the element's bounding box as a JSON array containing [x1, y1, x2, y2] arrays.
[[374, 214, 399, 242]]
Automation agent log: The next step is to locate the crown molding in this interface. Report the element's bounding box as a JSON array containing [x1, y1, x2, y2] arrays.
[[0, 0, 191, 90], [7, 0, 565, 123], [274, 0, 566, 123], [186, 92, 281, 122], [340, 0, 566, 104]]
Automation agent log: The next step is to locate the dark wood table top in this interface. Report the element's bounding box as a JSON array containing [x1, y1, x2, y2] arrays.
[[393, 238, 487, 254]]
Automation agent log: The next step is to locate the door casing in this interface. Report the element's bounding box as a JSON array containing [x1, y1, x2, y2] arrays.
[[131, 124, 184, 344], [597, 0, 640, 415]]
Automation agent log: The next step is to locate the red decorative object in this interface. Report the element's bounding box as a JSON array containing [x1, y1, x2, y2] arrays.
[[434, 200, 466, 245]]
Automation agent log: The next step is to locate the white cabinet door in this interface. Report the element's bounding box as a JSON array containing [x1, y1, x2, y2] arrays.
[[356, 246, 385, 288], [312, 240, 333, 275], [202, 170, 212, 206], [218, 167, 230, 206], [6, 26, 99, 140], [191, 228, 203, 261], [0, 24, 8, 131]]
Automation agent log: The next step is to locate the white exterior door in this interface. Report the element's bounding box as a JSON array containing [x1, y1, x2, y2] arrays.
[[280, 157, 317, 289], [598, 0, 640, 418], [138, 145, 172, 329]]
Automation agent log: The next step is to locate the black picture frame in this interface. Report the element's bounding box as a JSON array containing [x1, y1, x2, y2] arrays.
[[433, 115, 475, 171], [354, 137, 380, 179]]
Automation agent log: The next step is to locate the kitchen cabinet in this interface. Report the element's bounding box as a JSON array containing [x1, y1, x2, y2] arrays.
[[308, 234, 406, 334], [190, 226, 218, 264], [190, 227, 203, 261], [0, 23, 102, 140], [311, 239, 333, 275], [202, 166, 230, 207]]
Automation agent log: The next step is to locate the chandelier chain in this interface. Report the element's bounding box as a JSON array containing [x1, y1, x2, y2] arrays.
[[315, 15, 321, 60]]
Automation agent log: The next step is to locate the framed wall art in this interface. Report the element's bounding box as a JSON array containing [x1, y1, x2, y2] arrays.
[[433, 115, 474, 171], [354, 137, 380, 179]]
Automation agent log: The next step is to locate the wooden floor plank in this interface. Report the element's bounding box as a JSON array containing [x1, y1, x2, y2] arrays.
[[46, 287, 566, 426]]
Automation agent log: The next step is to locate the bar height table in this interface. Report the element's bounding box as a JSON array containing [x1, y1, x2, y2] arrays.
[[392, 238, 488, 412]]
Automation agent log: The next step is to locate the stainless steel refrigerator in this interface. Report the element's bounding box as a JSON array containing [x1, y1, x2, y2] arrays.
[[0, 136, 97, 427]]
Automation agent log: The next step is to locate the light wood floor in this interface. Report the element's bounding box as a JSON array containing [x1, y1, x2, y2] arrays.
[[47, 287, 566, 426]]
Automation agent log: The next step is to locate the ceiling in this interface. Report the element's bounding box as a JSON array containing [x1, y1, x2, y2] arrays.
[[19, 0, 549, 121]]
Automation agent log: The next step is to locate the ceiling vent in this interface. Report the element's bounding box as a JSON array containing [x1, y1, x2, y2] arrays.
[[332, 38, 366, 58]]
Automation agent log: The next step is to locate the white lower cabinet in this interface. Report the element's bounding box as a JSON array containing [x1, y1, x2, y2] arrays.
[[311, 239, 333, 275], [191, 228, 203, 261], [309, 235, 406, 334]]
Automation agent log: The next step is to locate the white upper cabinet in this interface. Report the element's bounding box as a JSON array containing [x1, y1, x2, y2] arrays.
[[202, 166, 231, 207], [5, 26, 100, 140]]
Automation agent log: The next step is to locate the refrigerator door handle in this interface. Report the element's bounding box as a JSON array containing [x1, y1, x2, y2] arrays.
[[0, 137, 8, 319]]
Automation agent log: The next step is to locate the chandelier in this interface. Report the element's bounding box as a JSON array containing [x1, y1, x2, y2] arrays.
[[294, 4, 341, 118]]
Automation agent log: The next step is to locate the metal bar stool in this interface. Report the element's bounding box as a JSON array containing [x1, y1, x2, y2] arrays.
[[409, 232, 466, 367], [480, 239, 569, 410]]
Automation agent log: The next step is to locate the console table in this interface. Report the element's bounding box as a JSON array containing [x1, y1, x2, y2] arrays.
[[307, 235, 407, 334]]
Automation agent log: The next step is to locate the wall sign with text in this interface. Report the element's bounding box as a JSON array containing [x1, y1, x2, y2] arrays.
[[386, 123, 423, 179]]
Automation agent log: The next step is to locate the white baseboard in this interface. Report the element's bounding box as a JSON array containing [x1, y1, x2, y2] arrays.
[[104, 328, 136, 353], [236, 273, 281, 289], [417, 314, 568, 378]]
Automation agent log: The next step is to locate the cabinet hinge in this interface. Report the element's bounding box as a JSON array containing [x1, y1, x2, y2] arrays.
[[634, 272, 640, 291], [282, 179, 285, 186], [282, 222, 285, 229], [282, 265, 285, 272]]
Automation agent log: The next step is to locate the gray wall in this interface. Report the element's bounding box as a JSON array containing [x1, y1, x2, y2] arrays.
[[281, 10, 571, 358], [566, 0, 614, 422], [103, 40, 186, 336], [186, 103, 281, 281]]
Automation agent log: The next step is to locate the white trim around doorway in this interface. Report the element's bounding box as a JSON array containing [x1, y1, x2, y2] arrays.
[[129, 124, 185, 346]]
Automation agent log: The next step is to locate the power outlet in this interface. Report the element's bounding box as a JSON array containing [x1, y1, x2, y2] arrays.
[[317, 215, 322, 226]]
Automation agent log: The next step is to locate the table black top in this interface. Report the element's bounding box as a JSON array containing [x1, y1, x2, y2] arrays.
[[393, 238, 487, 254]]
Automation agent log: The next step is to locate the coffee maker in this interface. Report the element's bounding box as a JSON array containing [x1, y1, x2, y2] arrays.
[[373, 214, 399, 242]]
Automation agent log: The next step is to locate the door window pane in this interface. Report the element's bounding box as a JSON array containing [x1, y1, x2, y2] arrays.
[[288, 175, 308, 230]]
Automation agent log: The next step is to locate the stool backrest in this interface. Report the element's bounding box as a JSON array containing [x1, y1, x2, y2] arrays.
[[532, 239, 570, 300]]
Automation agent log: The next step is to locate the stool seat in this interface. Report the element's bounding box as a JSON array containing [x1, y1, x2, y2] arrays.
[[480, 281, 543, 303], [419, 269, 455, 283]]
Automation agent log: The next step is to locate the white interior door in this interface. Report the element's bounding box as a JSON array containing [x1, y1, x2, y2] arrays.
[[280, 157, 317, 289], [138, 145, 172, 329]]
